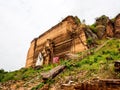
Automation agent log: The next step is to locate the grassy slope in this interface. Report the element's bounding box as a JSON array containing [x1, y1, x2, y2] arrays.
[[55, 39, 120, 81], [0, 63, 59, 82], [0, 39, 120, 89]]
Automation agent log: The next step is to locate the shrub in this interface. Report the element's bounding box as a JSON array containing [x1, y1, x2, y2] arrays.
[[116, 44, 119, 48], [0, 74, 4, 82], [0, 69, 5, 73], [2, 73, 15, 82], [31, 82, 44, 90], [94, 57, 98, 63], [75, 16, 81, 24], [75, 62, 82, 67], [87, 38, 93, 45], [89, 24, 97, 33]]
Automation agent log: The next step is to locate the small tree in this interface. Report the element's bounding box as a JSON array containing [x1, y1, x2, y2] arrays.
[[0, 69, 4, 73], [75, 16, 81, 25], [87, 38, 93, 45]]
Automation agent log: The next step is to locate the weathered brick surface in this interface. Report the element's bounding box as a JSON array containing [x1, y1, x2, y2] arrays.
[[25, 14, 120, 68], [26, 16, 87, 68]]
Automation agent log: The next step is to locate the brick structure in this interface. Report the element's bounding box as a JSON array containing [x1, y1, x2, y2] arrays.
[[25, 16, 88, 68]]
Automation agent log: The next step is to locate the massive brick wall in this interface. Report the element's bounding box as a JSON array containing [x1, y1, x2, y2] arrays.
[[25, 14, 120, 68], [25, 16, 88, 68]]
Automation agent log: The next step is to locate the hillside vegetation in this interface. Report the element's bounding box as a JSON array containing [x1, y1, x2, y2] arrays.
[[0, 38, 120, 89], [1, 14, 120, 89]]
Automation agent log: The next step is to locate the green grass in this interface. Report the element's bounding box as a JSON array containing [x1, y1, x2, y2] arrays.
[[31, 82, 44, 90], [55, 39, 120, 82], [0, 67, 41, 82], [0, 39, 120, 89], [0, 62, 58, 82]]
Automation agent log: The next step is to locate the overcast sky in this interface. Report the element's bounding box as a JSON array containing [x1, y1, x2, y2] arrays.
[[0, 0, 120, 71]]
